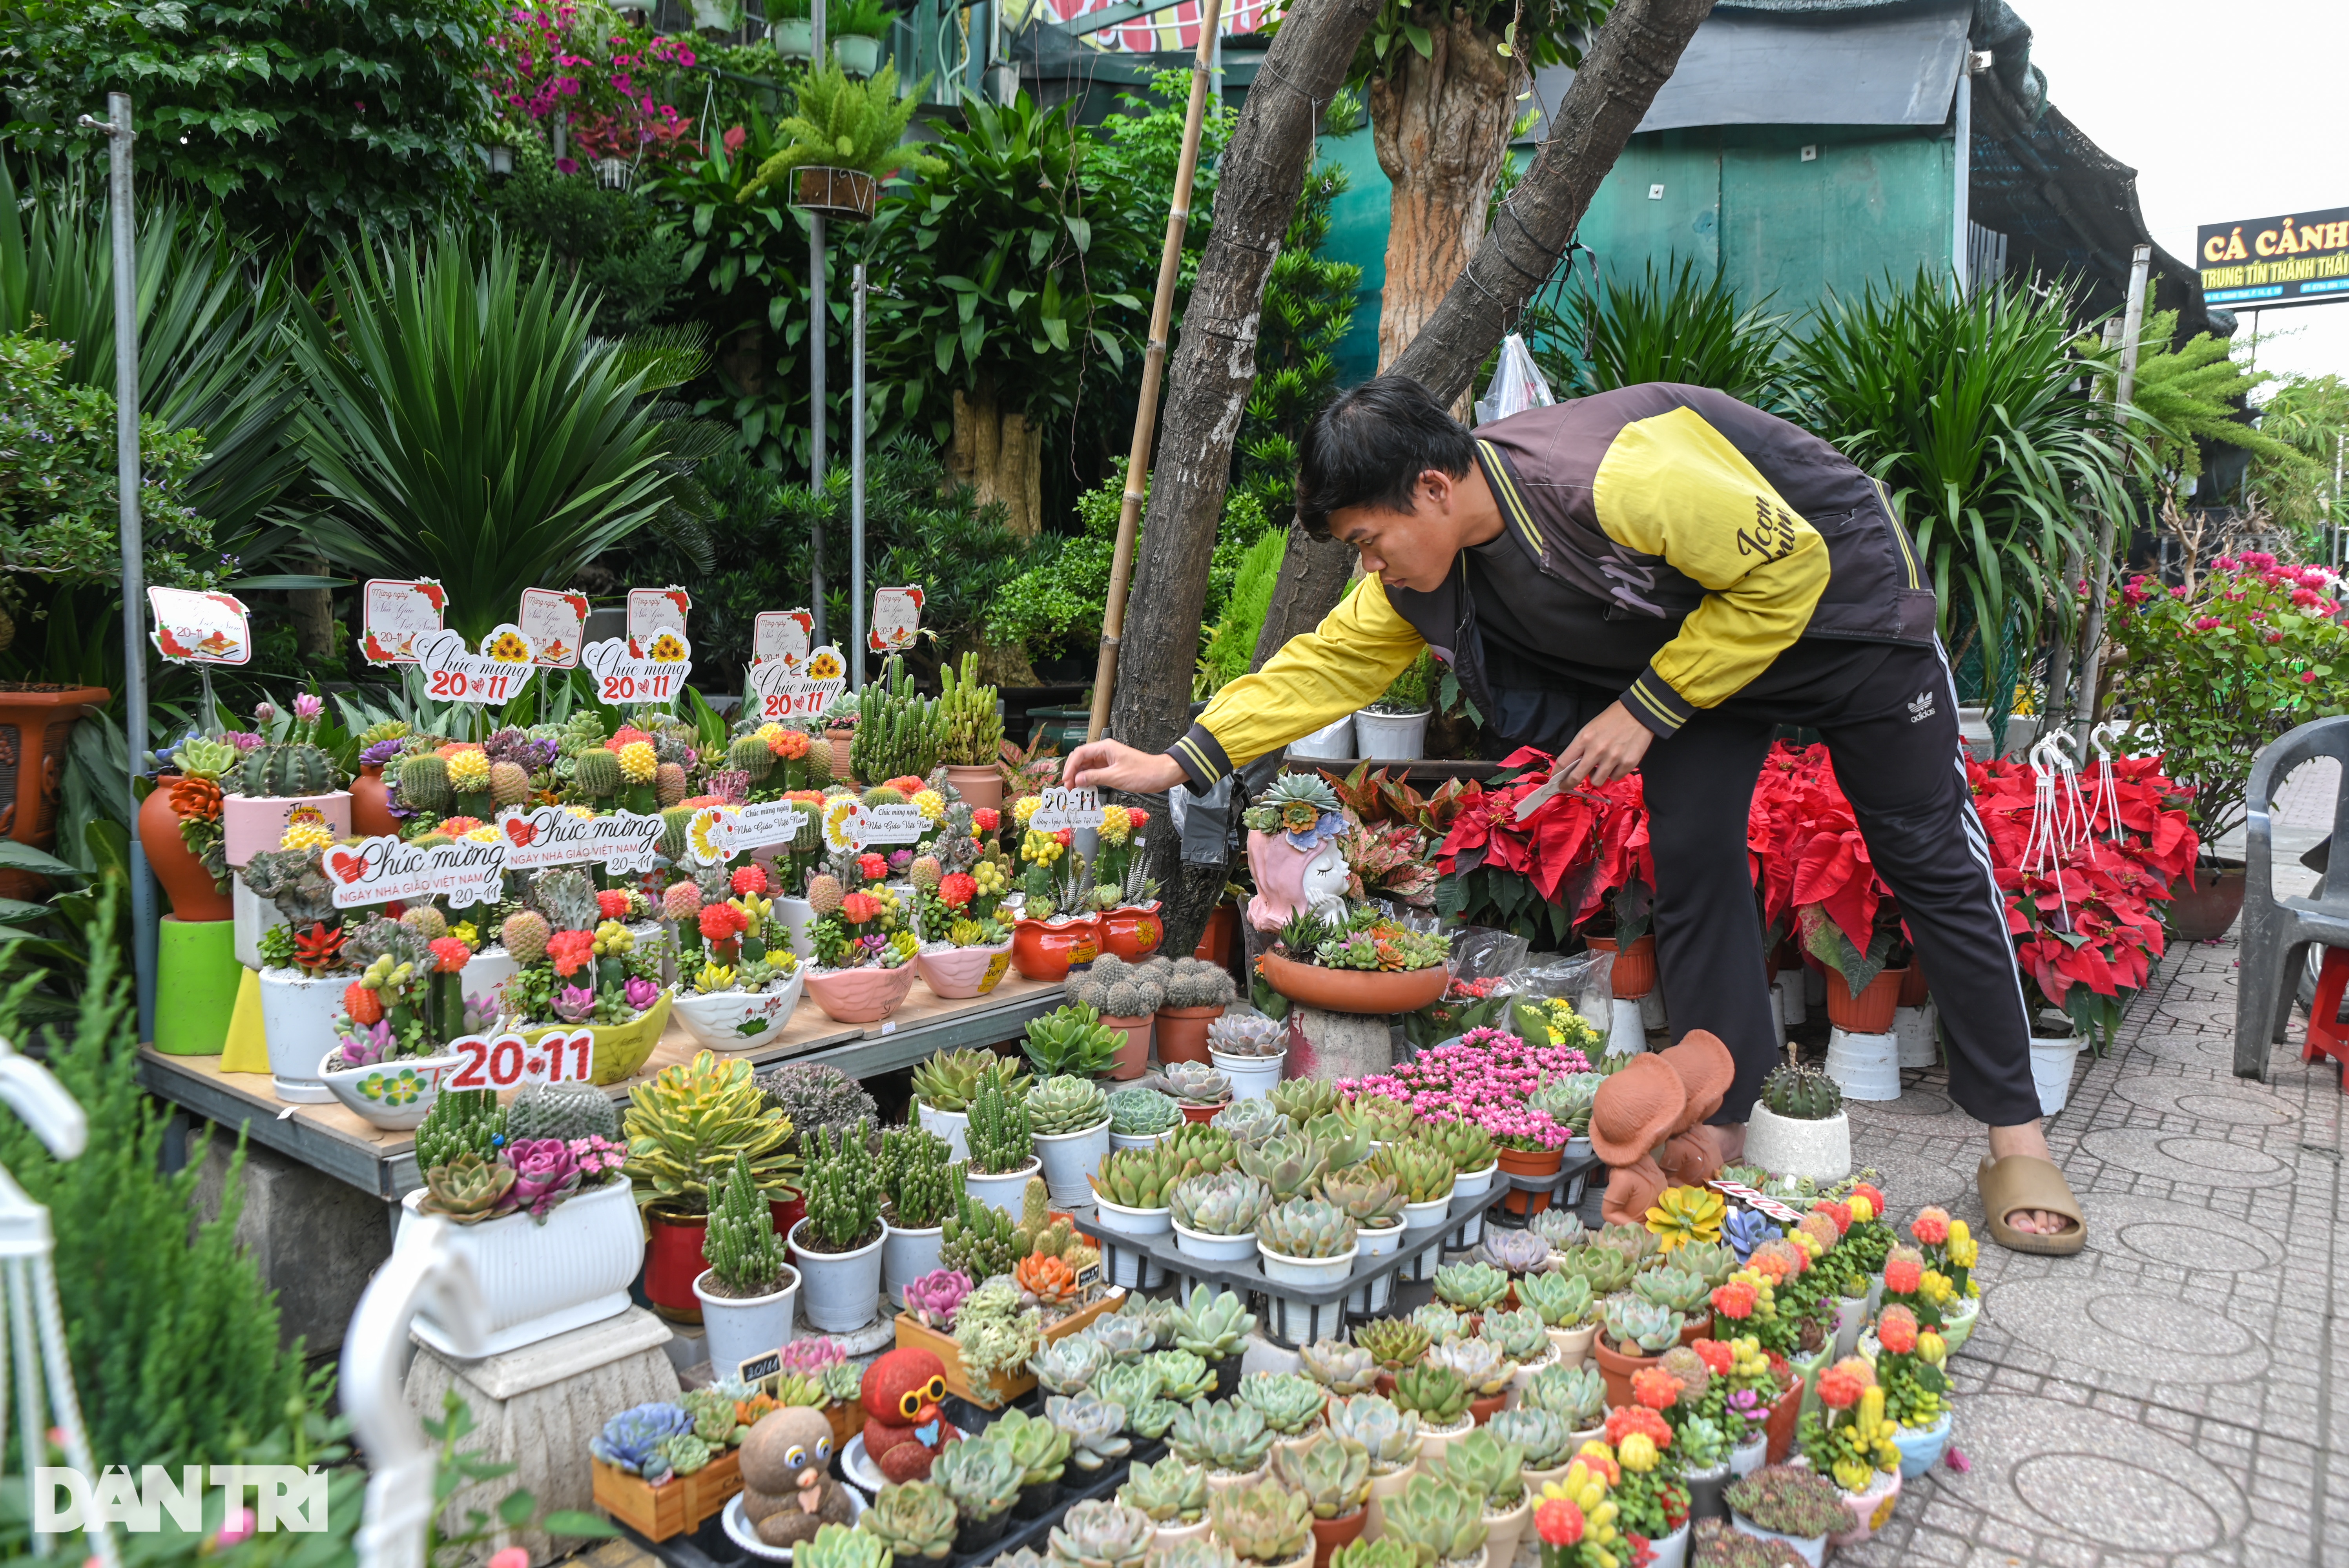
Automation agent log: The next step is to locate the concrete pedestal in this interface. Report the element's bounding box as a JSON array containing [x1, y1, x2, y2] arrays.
[[1289, 1007, 1391, 1083], [405, 1307, 679, 1565], [193, 1133, 390, 1357]]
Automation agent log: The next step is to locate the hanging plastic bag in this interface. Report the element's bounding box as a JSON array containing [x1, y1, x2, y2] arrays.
[[1474, 333, 1557, 427], [1512, 951, 1617, 1054]]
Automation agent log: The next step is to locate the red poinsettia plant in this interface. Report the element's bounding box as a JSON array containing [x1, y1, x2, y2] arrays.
[[1435, 748, 1651, 946]]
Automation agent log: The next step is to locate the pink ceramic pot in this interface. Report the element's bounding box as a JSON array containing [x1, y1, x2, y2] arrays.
[[915, 943, 1014, 1000], [804, 963, 919, 1023], [224, 789, 351, 868]]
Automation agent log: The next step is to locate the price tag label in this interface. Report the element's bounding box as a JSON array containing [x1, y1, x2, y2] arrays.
[[443, 1028, 599, 1091], [869, 586, 923, 653], [733, 799, 810, 852], [978, 950, 1012, 994], [582, 633, 693, 707], [1709, 1178, 1807, 1225], [753, 610, 813, 665], [1028, 787, 1100, 833], [416, 626, 539, 707], [738, 1350, 785, 1384], [627, 585, 692, 643], [496, 807, 667, 875], [148, 587, 253, 666], [324, 835, 509, 910], [520, 588, 589, 669], [360, 579, 445, 665], [746, 645, 846, 722]]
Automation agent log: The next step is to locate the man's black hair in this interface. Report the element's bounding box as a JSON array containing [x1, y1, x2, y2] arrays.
[[1294, 374, 1477, 540]]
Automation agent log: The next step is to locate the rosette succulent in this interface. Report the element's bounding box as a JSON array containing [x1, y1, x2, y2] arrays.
[[1410, 1304, 1468, 1344], [1318, 1166, 1406, 1228], [1256, 1196, 1358, 1260], [801, 1524, 889, 1568], [1168, 1397, 1273, 1476], [1158, 1542, 1242, 1568], [1410, 1119, 1494, 1177], [1595, 1221, 1661, 1271], [591, 1403, 697, 1483], [1425, 1337, 1515, 1399], [1118, 1456, 1209, 1524], [1632, 1264, 1712, 1317], [1485, 1407, 1578, 1471], [1469, 1228, 1551, 1276], [1353, 1317, 1432, 1372], [1208, 1479, 1313, 1566], [1271, 1431, 1371, 1520], [932, 1435, 1022, 1521], [1093, 1360, 1164, 1422], [1390, 1364, 1470, 1427], [1424, 1429, 1524, 1511], [1479, 1306, 1551, 1364], [1377, 1476, 1487, 1568], [1513, 1268, 1594, 1329], [861, 1480, 957, 1561], [1551, 1243, 1637, 1296], [1239, 1133, 1332, 1203], [1302, 1112, 1373, 1171], [911, 1048, 1032, 1113], [1169, 1286, 1258, 1359], [1519, 1363, 1605, 1428], [1343, 1093, 1417, 1141], [1600, 1295, 1683, 1355], [1030, 1334, 1112, 1396], [1674, 1239, 1740, 1288], [990, 1407, 1074, 1487], [1205, 1012, 1286, 1057], [1430, 1261, 1510, 1312], [1268, 1079, 1340, 1124], [1237, 1371, 1327, 1436], [1090, 1143, 1191, 1211], [1528, 1209, 1588, 1250], [1149, 1348, 1216, 1401], [1108, 1087, 1181, 1137], [1088, 1313, 1158, 1361], [1298, 1340, 1379, 1396], [1366, 1141, 1454, 1205], [1046, 1392, 1134, 1471], [902, 1267, 973, 1329], [1327, 1394, 1421, 1473], [1047, 1499, 1156, 1568], [1211, 1097, 1291, 1148], [1029, 1074, 1111, 1136], [1166, 1122, 1238, 1175], [1162, 1060, 1233, 1107], [1169, 1170, 1272, 1235]]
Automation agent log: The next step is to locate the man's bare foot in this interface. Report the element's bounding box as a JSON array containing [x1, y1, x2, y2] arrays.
[[1987, 1120, 2076, 1236], [1681, 1122, 1746, 1171]]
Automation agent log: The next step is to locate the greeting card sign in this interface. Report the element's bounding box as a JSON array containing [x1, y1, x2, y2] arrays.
[[860, 802, 927, 846], [753, 609, 814, 665], [731, 799, 809, 853], [324, 834, 508, 910], [869, 586, 923, 653], [683, 805, 738, 867], [627, 585, 692, 642], [582, 632, 693, 707], [496, 806, 666, 875], [360, 579, 446, 665], [148, 588, 253, 666], [1028, 787, 1100, 833], [443, 1028, 597, 1091], [1708, 1178, 1806, 1226], [520, 588, 589, 669], [415, 626, 539, 707], [746, 644, 846, 722]]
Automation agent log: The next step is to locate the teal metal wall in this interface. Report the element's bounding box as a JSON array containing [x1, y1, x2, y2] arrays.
[[1318, 122, 1957, 386]]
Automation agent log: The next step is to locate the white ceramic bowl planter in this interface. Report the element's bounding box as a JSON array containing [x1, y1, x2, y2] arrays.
[[1033, 1117, 1111, 1206], [2030, 1032, 2086, 1115], [881, 1216, 945, 1303], [1172, 1220, 1258, 1265], [1092, 1196, 1171, 1289], [258, 966, 345, 1103], [693, 1265, 800, 1378], [1258, 1238, 1357, 1343], [394, 1177, 640, 1357], [963, 1156, 1040, 1212], [788, 1218, 885, 1333], [1741, 1103, 1851, 1184], [317, 1048, 458, 1131], [1210, 1047, 1284, 1104], [916, 1099, 969, 1160], [673, 973, 806, 1052]]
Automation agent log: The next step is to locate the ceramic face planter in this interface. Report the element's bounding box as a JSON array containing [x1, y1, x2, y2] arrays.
[[1245, 831, 1350, 932]]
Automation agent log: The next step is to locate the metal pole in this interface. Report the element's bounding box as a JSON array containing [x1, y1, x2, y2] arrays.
[[2045, 318, 2123, 726], [1084, 0, 1224, 744], [1951, 66, 1971, 295], [851, 263, 868, 690], [2073, 243, 2152, 739], [809, 0, 829, 647]]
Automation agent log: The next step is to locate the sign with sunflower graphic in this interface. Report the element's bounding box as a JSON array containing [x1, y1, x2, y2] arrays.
[[1029, 787, 1101, 833], [626, 585, 692, 642], [496, 806, 667, 874], [746, 642, 846, 721], [359, 579, 445, 665], [147, 587, 252, 665], [683, 805, 738, 866], [519, 587, 590, 668], [324, 833, 509, 909], [752, 609, 813, 664], [583, 630, 694, 706], [869, 586, 923, 652], [415, 625, 540, 706]]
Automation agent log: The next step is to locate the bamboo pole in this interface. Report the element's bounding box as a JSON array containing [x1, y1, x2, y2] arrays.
[[1086, 0, 1225, 744], [2072, 243, 2153, 740]]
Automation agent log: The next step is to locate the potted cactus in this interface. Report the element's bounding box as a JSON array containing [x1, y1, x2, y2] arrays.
[[1210, 1478, 1314, 1568], [221, 695, 352, 868], [1390, 1366, 1474, 1464], [937, 653, 1006, 811], [1029, 1073, 1112, 1204], [1108, 1085, 1182, 1150], [803, 865, 920, 1022], [502, 869, 675, 1085], [909, 1047, 1029, 1159], [1374, 1474, 1487, 1568], [1256, 1198, 1360, 1345], [1271, 1430, 1371, 1568], [625, 1050, 800, 1322], [663, 866, 806, 1051], [1156, 957, 1238, 1064], [860, 1478, 956, 1563], [1170, 1171, 1273, 1265], [1065, 955, 1164, 1078], [693, 1150, 802, 1379], [1206, 1012, 1287, 1103], [879, 1125, 960, 1302], [788, 1118, 888, 1331], [931, 1431, 1021, 1555], [912, 828, 1016, 1000], [1742, 1065, 1850, 1185], [1121, 1456, 1213, 1550], [961, 1065, 1043, 1210]]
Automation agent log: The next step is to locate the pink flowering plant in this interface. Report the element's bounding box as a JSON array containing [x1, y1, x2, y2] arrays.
[[1340, 1026, 1588, 1150], [489, 6, 698, 169], [2100, 552, 2347, 846]]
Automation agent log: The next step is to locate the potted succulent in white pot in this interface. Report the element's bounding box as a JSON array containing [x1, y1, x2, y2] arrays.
[[1353, 654, 1435, 762], [879, 1124, 960, 1304], [1514, 1269, 1599, 1366], [960, 1066, 1042, 1211], [1324, 1164, 1408, 1315], [1725, 1465, 1845, 1567], [694, 1150, 802, 1377], [1169, 1170, 1273, 1264], [909, 1047, 1030, 1159], [1376, 1471, 1488, 1568], [1119, 1456, 1211, 1551], [788, 1117, 888, 1332], [1087, 1140, 1192, 1289], [1423, 1429, 1529, 1568], [1740, 1065, 1850, 1185], [1207, 1013, 1287, 1103], [1107, 1085, 1181, 1150], [1255, 1198, 1359, 1344], [243, 832, 363, 1104], [1028, 1074, 1112, 1205]]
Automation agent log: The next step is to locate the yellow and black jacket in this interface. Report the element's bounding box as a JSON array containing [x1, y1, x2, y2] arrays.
[[1166, 383, 1936, 790]]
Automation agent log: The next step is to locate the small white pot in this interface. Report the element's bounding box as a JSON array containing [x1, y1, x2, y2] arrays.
[[1547, 1321, 1598, 1367], [1353, 708, 1430, 761], [775, 895, 818, 961], [1285, 714, 1355, 760], [1742, 1103, 1851, 1184], [232, 875, 287, 972], [1173, 1220, 1259, 1264], [1730, 1516, 1825, 1567], [963, 1156, 1040, 1213], [1399, 1192, 1453, 1281], [2031, 1034, 2086, 1115], [1347, 1220, 1406, 1315], [1032, 1117, 1112, 1206], [1093, 1195, 1171, 1287], [881, 1218, 945, 1305], [694, 1265, 800, 1380], [317, 1048, 457, 1131], [395, 1178, 638, 1357], [1110, 1126, 1176, 1152], [1606, 995, 1646, 1054], [1729, 1433, 1769, 1479], [1824, 1027, 1901, 1101], [1448, 1161, 1497, 1248], [916, 1099, 969, 1160], [1258, 1240, 1358, 1343], [222, 789, 350, 870], [459, 945, 520, 1017], [1643, 1520, 1691, 1568], [1211, 1048, 1284, 1103], [1150, 1516, 1213, 1553], [1832, 1292, 1869, 1360], [258, 966, 345, 1103], [673, 973, 806, 1051], [787, 1218, 885, 1333], [1893, 1001, 1939, 1068]]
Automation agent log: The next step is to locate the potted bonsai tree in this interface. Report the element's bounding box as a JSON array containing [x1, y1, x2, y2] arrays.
[[695, 1149, 802, 1377], [789, 1117, 888, 1333]]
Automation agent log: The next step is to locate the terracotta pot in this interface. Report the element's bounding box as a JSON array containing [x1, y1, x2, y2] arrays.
[[1259, 948, 1448, 1014], [350, 762, 400, 839], [1678, 1317, 1708, 1346], [804, 963, 919, 1023], [825, 729, 856, 783], [1764, 1367, 1804, 1464], [824, 1397, 863, 1455], [1098, 905, 1165, 961], [1193, 901, 1237, 966], [1594, 1335, 1661, 1411], [1585, 932, 1656, 999], [943, 763, 1003, 813], [1896, 961, 1929, 1008], [644, 1206, 710, 1323], [1156, 1004, 1222, 1065], [1179, 1100, 1228, 1124], [1309, 1508, 1367, 1568], [1466, 1391, 1508, 1426], [1012, 917, 1099, 982], [1495, 1146, 1563, 1217], [138, 779, 231, 921], [1824, 966, 1905, 1034], [1100, 1013, 1152, 1079], [2169, 860, 2247, 941], [0, 684, 108, 899]]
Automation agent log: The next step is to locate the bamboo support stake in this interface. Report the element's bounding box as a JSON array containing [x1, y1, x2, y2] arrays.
[[1086, 0, 1225, 745], [2072, 243, 2152, 740]]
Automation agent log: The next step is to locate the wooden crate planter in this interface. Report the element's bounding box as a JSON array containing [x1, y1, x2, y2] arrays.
[[892, 1289, 1125, 1408], [591, 1448, 744, 1541]]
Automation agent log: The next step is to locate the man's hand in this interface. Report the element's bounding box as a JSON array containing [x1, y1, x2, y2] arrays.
[[1062, 739, 1187, 794], [1557, 700, 1655, 788]]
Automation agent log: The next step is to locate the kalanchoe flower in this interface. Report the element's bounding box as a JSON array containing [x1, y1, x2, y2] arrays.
[[508, 1137, 583, 1221], [624, 975, 660, 1011], [570, 1135, 627, 1181]]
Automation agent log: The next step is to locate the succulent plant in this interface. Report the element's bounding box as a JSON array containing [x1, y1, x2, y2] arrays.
[[1365, 1141, 1454, 1205], [1236, 1371, 1327, 1436], [1723, 1466, 1849, 1537], [758, 1062, 879, 1142], [1329, 1542, 1418, 1568], [1599, 1295, 1684, 1355], [680, 1386, 745, 1446], [1168, 1397, 1273, 1476], [1107, 1086, 1181, 1136], [1760, 1063, 1845, 1121], [1595, 1221, 1661, 1271], [506, 1079, 622, 1144], [1016, 1251, 1081, 1310], [1156, 1540, 1243, 1568], [1518, 1363, 1605, 1428], [1238, 1132, 1331, 1203], [1256, 1196, 1358, 1260], [1485, 1407, 1578, 1471], [1479, 1305, 1551, 1362], [1390, 1364, 1470, 1427], [1677, 1413, 1729, 1472], [1410, 1119, 1494, 1178], [623, 1050, 797, 1215], [1342, 1093, 1416, 1141], [1162, 957, 1237, 1009], [1047, 1391, 1134, 1471], [912, 1048, 1032, 1113], [1089, 1312, 1158, 1361], [990, 1407, 1074, 1487], [861, 1480, 957, 1561], [1212, 1097, 1291, 1148], [1209, 1479, 1313, 1565], [1132, 1398, 1184, 1440], [657, 1429, 713, 1476], [417, 1152, 516, 1223], [822, 1362, 866, 1404], [1674, 1239, 1740, 1288], [1023, 1003, 1125, 1078], [1298, 1340, 1379, 1396], [1470, 1227, 1552, 1276], [879, 1125, 960, 1231], [1430, 1261, 1510, 1312], [954, 1280, 1043, 1392], [1301, 1112, 1374, 1171], [1317, 1165, 1406, 1228], [1271, 1431, 1371, 1520], [1169, 1285, 1258, 1360], [1550, 1242, 1637, 1296], [1424, 1429, 1524, 1511], [590, 1403, 696, 1482], [1089, 1142, 1190, 1210], [1149, 1348, 1217, 1401], [965, 1066, 1036, 1175], [1512, 1269, 1593, 1329], [1326, 1394, 1421, 1472], [1169, 1171, 1272, 1236], [1632, 1264, 1712, 1317], [1206, 1012, 1286, 1057], [802, 1118, 885, 1251], [1267, 1078, 1340, 1124], [1030, 1333, 1112, 1395], [1528, 1209, 1588, 1249], [1118, 1456, 1209, 1524], [1093, 1359, 1164, 1420], [940, 1189, 1023, 1281], [1409, 1304, 1469, 1344], [801, 1522, 890, 1568], [1424, 1337, 1515, 1398], [932, 1434, 1023, 1522], [1377, 1475, 1488, 1568], [1029, 1074, 1111, 1136], [1161, 1060, 1233, 1106], [1166, 1121, 1239, 1174], [1353, 1317, 1432, 1372]]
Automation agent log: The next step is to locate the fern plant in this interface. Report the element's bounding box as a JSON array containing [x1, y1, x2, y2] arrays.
[[740, 64, 943, 196]]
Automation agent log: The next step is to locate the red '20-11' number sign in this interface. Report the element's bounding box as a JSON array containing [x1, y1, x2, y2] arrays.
[[444, 1029, 596, 1090], [430, 669, 524, 702], [601, 671, 678, 704]]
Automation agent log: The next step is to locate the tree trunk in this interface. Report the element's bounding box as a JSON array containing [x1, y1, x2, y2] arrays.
[[1253, 0, 1720, 653], [1370, 13, 1525, 401], [950, 376, 1043, 538], [288, 554, 337, 659], [1103, 0, 1385, 960]]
